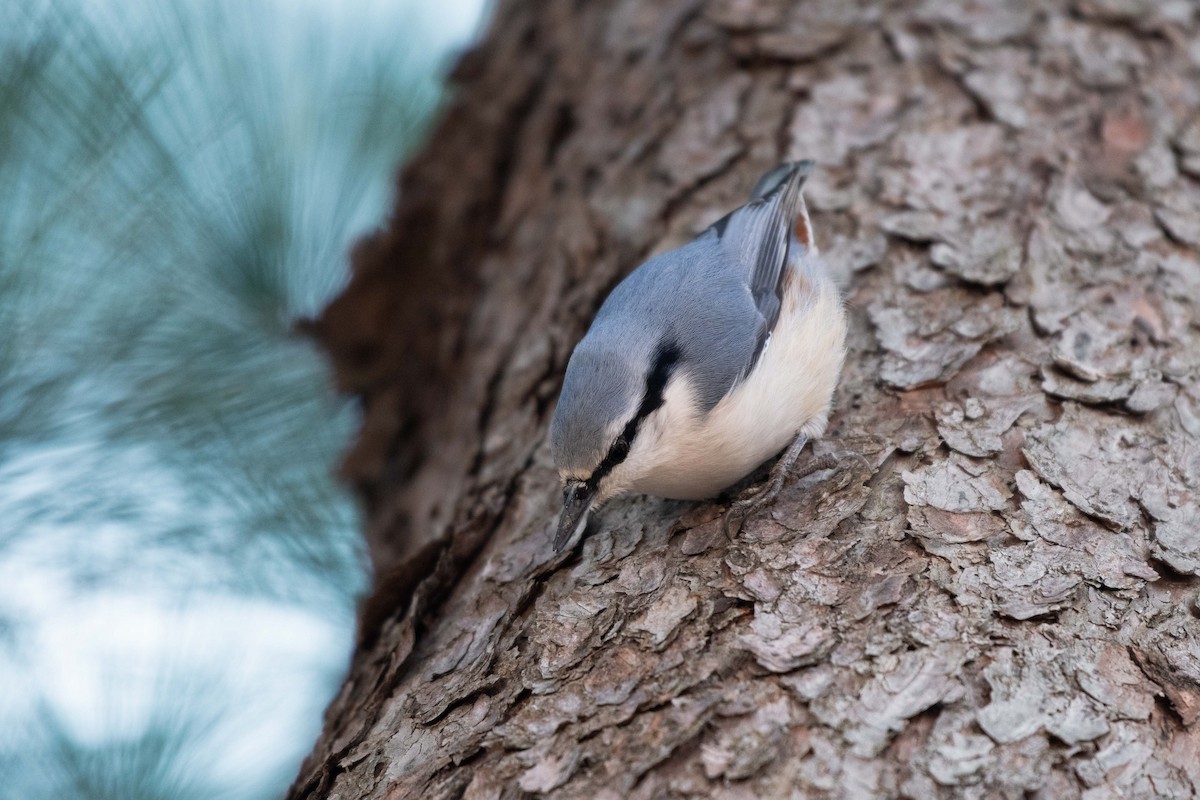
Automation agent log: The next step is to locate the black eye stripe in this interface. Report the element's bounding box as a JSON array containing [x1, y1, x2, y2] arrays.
[[587, 341, 681, 488]]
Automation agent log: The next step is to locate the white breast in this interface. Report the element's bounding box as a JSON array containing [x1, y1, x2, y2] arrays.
[[631, 263, 847, 500]]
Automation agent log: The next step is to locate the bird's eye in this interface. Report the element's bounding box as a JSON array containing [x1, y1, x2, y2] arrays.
[[611, 437, 630, 461]]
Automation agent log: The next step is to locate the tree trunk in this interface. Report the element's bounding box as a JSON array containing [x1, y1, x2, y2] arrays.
[[292, 1, 1200, 797]]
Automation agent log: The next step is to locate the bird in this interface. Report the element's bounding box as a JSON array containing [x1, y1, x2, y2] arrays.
[[548, 161, 847, 551]]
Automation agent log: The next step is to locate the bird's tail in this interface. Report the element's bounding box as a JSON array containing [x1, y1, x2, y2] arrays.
[[749, 160, 813, 202], [750, 160, 816, 254]]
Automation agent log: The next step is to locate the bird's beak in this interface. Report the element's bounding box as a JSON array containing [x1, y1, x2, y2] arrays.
[[554, 479, 595, 552]]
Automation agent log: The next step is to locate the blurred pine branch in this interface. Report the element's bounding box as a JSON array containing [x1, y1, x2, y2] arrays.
[[0, 0, 477, 796], [0, 0, 451, 595]]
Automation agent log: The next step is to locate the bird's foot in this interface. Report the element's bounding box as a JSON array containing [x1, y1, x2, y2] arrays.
[[722, 441, 873, 539], [723, 433, 809, 539]]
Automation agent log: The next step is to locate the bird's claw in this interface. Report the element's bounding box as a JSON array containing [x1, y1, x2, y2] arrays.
[[722, 444, 873, 540], [722, 478, 782, 539]]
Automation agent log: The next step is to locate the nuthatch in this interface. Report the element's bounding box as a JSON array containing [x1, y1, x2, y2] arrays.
[[549, 161, 847, 551]]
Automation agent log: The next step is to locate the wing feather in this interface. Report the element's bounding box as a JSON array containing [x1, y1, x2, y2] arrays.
[[704, 161, 812, 376]]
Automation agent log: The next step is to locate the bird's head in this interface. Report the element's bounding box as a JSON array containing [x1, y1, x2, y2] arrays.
[[548, 341, 681, 550]]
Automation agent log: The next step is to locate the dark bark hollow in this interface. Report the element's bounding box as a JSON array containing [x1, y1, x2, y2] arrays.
[[294, 1, 1200, 797]]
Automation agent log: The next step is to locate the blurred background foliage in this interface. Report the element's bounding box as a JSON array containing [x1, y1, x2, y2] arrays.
[[0, 0, 485, 797]]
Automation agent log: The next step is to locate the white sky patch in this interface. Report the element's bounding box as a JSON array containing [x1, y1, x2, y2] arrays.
[[0, 589, 352, 798], [0, 436, 357, 793]]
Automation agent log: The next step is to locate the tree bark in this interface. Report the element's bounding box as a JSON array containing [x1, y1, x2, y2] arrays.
[[292, 1, 1200, 797]]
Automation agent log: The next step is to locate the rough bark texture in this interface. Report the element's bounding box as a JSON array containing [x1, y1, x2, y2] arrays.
[[293, 1, 1200, 797]]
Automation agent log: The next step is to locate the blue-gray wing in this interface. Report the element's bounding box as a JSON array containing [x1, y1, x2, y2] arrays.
[[704, 160, 812, 376]]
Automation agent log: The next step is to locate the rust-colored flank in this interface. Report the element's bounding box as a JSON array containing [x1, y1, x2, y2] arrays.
[[794, 216, 811, 247]]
